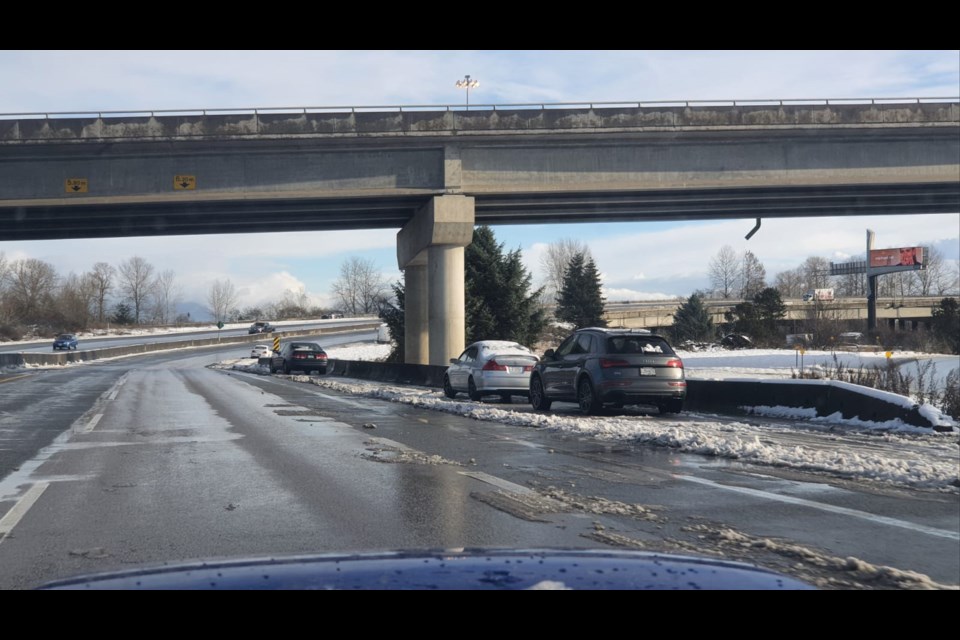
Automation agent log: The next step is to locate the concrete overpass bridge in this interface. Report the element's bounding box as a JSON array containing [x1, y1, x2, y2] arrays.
[[2, 98, 958, 364], [604, 296, 957, 332]]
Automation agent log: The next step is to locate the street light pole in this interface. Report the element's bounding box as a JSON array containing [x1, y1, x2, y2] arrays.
[[455, 74, 479, 109]]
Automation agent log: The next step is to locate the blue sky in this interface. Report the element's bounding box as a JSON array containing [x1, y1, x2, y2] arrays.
[[1, 50, 958, 309]]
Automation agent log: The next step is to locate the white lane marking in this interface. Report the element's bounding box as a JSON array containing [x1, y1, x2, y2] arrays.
[[309, 390, 369, 409], [459, 471, 534, 495], [0, 481, 50, 545], [677, 474, 959, 541], [106, 372, 129, 401], [83, 414, 103, 433]]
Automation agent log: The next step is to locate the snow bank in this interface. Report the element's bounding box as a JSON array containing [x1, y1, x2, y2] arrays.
[[289, 376, 959, 491]]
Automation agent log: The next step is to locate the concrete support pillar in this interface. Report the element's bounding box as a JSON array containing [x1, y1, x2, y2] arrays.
[[428, 245, 465, 366], [397, 195, 475, 366], [404, 263, 429, 365]]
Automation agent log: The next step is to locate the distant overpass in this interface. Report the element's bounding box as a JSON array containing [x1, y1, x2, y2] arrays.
[[2, 98, 958, 364], [604, 296, 956, 331]]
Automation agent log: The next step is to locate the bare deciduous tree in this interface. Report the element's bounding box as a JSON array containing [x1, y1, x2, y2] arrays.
[[7, 258, 58, 322], [54, 272, 97, 329], [151, 270, 182, 324], [540, 239, 593, 304], [801, 256, 832, 292], [740, 251, 767, 300], [774, 268, 805, 299], [332, 257, 389, 316], [88, 262, 116, 323], [708, 245, 741, 299], [118, 256, 155, 324], [207, 279, 239, 324], [912, 246, 952, 296], [834, 255, 866, 297]]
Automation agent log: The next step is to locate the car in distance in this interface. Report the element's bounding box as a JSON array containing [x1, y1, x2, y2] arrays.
[[251, 344, 272, 359], [529, 328, 685, 415], [444, 341, 538, 402], [248, 321, 275, 334], [53, 333, 78, 350], [270, 342, 328, 375]]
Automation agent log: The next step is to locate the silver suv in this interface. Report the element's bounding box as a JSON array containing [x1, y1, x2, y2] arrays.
[[529, 328, 685, 415]]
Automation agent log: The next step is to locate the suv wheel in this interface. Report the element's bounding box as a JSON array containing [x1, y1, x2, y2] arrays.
[[530, 376, 552, 411], [578, 377, 601, 415]]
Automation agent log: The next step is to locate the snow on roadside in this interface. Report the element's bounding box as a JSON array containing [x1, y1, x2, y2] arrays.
[[325, 342, 392, 362], [285, 376, 959, 492], [679, 348, 959, 389]]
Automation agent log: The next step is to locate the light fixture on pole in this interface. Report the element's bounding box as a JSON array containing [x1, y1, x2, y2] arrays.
[[455, 75, 479, 109]]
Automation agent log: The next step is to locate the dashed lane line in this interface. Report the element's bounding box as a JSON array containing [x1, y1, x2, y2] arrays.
[[0, 482, 50, 546], [678, 474, 959, 541]]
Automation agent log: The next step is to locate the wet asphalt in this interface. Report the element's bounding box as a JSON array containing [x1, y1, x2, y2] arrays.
[[0, 340, 957, 589]]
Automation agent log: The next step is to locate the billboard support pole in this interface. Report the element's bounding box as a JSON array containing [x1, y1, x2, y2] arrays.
[[866, 229, 877, 332]]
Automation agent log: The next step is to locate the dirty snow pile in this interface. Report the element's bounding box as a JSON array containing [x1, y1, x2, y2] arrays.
[[325, 342, 392, 362], [291, 375, 960, 491]]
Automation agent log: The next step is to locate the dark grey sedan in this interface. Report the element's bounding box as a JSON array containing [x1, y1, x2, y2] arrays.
[[529, 328, 685, 415]]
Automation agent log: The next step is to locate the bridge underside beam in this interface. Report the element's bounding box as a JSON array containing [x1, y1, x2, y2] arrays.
[[2, 182, 956, 242], [474, 182, 960, 224]]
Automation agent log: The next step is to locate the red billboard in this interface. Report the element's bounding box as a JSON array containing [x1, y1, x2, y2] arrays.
[[869, 246, 924, 268]]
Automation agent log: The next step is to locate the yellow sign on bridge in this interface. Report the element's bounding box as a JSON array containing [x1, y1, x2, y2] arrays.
[[174, 175, 196, 190]]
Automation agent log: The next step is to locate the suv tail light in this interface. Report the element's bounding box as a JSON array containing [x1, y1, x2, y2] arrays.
[[600, 358, 630, 368], [665, 359, 683, 368], [482, 359, 507, 371]]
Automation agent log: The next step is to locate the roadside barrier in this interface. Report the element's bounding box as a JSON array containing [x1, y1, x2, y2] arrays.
[[320, 360, 946, 431], [0, 323, 382, 368]]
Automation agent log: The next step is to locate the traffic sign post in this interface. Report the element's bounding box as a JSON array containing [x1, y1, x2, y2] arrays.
[[217, 321, 224, 342]]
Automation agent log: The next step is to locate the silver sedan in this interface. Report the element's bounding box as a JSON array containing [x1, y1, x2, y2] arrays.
[[443, 341, 538, 402]]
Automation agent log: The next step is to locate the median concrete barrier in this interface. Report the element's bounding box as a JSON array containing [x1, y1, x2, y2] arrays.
[[0, 323, 381, 368], [685, 378, 942, 430], [325, 360, 448, 387]]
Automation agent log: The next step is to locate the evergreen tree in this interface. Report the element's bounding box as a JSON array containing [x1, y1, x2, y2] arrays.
[[556, 252, 606, 329], [379, 281, 405, 362], [931, 297, 959, 354], [465, 226, 545, 346], [111, 302, 135, 325], [724, 287, 786, 342], [672, 293, 714, 343]]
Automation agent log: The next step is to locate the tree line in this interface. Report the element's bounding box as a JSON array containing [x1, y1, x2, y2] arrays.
[[707, 244, 958, 301], [0, 253, 329, 340], [0, 254, 186, 338]]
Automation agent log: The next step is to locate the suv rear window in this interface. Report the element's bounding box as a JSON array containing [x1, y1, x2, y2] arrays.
[[606, 336, 674, 355]]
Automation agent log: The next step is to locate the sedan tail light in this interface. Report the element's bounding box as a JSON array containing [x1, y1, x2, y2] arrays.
[[665, 359, 683, 368], [482, 359, 508, 371]]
